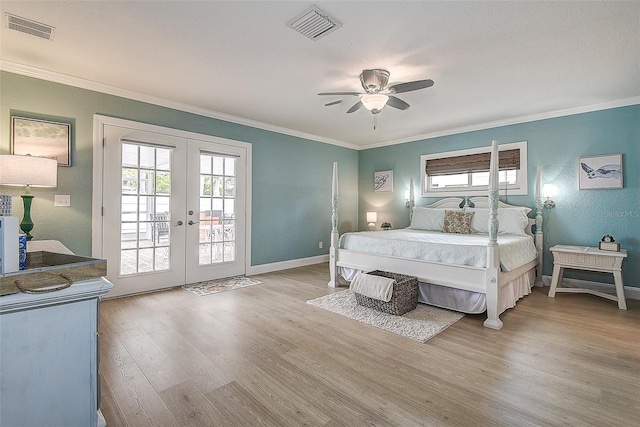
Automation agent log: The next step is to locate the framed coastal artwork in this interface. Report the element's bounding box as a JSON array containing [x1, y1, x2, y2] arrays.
[[11, 116, 71, 166], [374, 170, 393, 192], [578, 153, 622, 190]]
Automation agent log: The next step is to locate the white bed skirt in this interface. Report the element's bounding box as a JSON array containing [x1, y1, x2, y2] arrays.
[[339, 267, 534, 315]]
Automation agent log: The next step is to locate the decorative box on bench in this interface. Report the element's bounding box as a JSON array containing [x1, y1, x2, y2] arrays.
[[354, 270, 419, 316]]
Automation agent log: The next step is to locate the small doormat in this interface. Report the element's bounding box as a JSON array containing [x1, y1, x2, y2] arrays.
[[182, 276, 263, 296]]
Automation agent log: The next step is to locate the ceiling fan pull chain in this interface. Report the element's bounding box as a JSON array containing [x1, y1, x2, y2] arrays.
[[373, 114, 377, 130]]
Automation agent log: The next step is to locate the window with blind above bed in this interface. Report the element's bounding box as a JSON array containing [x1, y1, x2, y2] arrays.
[[420, 141, 528, 197]]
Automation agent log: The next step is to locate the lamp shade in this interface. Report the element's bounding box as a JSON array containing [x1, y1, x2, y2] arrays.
[[543, 183, 558, 198], [361, 94, 389, 111], [0, 155, 57, 187], [366, 211, 377, 223]]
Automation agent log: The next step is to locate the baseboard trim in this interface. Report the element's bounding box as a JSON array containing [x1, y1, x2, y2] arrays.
[[248, 255, 329, 276], [542, 275, 640, 300]]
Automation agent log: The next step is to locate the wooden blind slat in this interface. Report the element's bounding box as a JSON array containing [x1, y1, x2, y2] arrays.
[[426, 148, 520, 176]]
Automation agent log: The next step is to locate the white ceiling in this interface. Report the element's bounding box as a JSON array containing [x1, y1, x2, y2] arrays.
[[1, 1, 639, 148]]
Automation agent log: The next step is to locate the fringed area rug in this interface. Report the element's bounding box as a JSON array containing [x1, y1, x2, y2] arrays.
[[307, 290, 464, 343], [182, 276, 263, 296]]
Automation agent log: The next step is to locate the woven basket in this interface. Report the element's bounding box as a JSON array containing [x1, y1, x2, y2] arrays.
[[354, 270, 418, 316]]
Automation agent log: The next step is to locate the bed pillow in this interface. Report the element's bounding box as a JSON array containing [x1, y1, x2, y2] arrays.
[[468, 209, 489, 233], [468, 208, 529, 235], [442, 210, 474, 234], [497, 208, 530, 235], [409, 207, 445, 231]]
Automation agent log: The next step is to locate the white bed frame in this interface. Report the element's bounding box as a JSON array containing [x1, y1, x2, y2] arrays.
[[328, 140, 544, 330]]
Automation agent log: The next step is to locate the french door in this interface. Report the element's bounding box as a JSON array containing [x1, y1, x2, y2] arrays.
[[185, 139, 247, 283], [98, 120, 247, 298]]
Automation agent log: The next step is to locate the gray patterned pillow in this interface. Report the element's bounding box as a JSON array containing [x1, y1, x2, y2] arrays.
[[442, 210, 474, 234]]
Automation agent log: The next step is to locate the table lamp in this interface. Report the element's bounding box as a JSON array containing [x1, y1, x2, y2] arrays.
[[366, 211, 377, 231], [0, 154, 58, 240]]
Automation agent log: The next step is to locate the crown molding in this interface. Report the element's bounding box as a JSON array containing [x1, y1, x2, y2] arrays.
[[0, 61, 358, 150], [361, 96, 640, 150]]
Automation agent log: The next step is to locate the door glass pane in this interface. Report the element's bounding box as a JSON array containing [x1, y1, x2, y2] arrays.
[[156, 150, 171, 171], [212, 156, 224, 175], [120, 143, 172, 275], [139, 170, 155, 195], [140, 146, 155, 169], [224, 177, 235, 197], [198, 153, 237, 265], [120, 249, 137, 275], [200, 155, 212, 174], [122, 145, 138, 167]]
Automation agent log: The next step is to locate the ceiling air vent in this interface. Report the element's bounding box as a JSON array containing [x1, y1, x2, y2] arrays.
[[5, 13, 55, 40], [286, 5, 341, 40]]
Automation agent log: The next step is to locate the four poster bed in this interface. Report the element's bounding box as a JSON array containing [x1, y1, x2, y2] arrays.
[[328, 140, 544, 330]]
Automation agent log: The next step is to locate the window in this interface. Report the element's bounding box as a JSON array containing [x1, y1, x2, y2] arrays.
[[421, 141, 528, 197]]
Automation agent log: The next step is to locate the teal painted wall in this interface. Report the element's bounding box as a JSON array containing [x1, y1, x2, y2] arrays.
[[0, 71, 359, 265], [359, 105, 640, 287], [2, 70, 637, 285]]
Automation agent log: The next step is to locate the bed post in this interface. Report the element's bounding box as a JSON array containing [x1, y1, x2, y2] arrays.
[[484, 140, 503, 330], [408, 176, 415, 222], [328, 162, 340, 287], [534, 166, 544, 286]]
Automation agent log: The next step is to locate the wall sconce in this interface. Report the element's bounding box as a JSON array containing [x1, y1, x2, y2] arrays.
[[405, 176, 415, 210], [543, 184, 557, 209], [0, 155, 58, 240], [366, 211, 377, 231], [404, 189, 414, 208]]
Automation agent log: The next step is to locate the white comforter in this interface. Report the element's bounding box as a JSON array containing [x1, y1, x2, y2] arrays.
[[339, 229, 537, 272]]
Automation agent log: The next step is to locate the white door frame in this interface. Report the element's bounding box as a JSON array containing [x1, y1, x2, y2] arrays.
[[92, 115, 253, 285]]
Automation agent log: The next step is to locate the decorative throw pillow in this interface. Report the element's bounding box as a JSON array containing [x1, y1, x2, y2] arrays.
[[442, 210, 474, 234]]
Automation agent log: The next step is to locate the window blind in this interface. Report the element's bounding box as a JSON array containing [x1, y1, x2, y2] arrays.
[[426, 148, 520, 176]]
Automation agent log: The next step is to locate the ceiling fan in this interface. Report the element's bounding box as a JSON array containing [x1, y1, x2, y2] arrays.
[[318, 69, 434, 115]]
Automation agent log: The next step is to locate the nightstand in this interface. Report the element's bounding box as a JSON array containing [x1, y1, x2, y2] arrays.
[[548, 245, 628, 309]]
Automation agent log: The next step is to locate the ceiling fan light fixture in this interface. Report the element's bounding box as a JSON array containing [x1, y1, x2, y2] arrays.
[[361, 93, 389, 112]]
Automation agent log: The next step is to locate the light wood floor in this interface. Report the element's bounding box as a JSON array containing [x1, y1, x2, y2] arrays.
[[99, 264, 640, 426]]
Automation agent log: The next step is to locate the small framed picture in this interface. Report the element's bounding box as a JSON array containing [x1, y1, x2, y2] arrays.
[[11, 116, 71, 166], [374, 170, 393, 192], [578, 153, 622, 190]]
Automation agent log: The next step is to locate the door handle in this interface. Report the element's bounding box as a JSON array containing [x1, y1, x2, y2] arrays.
[[176, 221, 183, 226], [188, 220, 199, 225]]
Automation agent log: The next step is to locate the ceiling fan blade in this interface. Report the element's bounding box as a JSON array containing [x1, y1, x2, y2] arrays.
[[346, 101, 363, 113], [387, 96, 410, 110], [324, 100, 342, 106], [388, 79, 434, 94], [318, 92, 361, 96]]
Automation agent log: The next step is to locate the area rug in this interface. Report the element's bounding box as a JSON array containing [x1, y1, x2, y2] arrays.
[[182, 276, 263, 296], [307, 290, 464, 343]]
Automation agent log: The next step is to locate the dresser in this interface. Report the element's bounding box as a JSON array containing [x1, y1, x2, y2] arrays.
[[0, 243, 113, 427]]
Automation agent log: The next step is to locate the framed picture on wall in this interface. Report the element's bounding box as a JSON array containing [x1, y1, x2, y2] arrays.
[[578, 153, 622, 190], [11, 116, 71, 166], [374, 170, 393, 192]]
